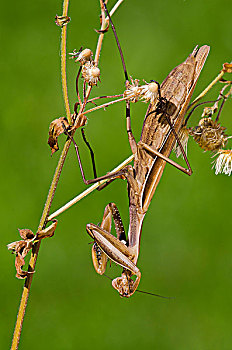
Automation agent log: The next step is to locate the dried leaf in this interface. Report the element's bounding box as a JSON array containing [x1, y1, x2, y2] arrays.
[[18, 228, 35, 240], [7, 237, 34, 258], [48, 117, 70, 154], [15, 255, 30, 279], [8, 222, 57, 279], [95, 15, 109, 33], [8, 231, 35, 279], [36, 220, 57, 239], [223, 63, 232, 74], [95, 25, 109, 34]]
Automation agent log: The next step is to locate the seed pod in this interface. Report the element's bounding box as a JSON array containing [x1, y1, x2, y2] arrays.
[[69, 48, 93, 65]]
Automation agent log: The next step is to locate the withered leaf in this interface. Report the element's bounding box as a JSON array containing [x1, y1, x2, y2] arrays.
[[8, 220, 58, 279], [15, 254, 34, 279], [36, 220, 57, 239], [18, 228, 35, 240], [8, 231, 35, 279], [223, 63, 232, 74], [48, 117, 70, 154], [95, 14, 109, 34], [7, 236, 34, 258]]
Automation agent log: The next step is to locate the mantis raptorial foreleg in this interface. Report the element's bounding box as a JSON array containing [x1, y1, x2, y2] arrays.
[[86, 203, 141, 297], [91, 202, 127, 275]]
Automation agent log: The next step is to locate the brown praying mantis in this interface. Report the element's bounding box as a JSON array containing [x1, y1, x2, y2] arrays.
[[59, 2, 211, 298], [80, 45, 209, 297]]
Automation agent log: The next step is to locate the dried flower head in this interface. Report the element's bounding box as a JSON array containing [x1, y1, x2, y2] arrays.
[[123, 77, 143, 102], [201, 105, 218, 118], [213, 149, 232, 176], [189, 117, 228, 152], [82, 62, 100, 86], [69, 48, 93, 65], [124, 78, 159, 105], [173, 126, 190, 158], [141, 82, 159, 105]]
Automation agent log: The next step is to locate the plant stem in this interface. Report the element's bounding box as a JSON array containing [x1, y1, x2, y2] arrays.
[[190, 70, 225, 108], [84, 96, 129, 115], [108, 0, 124, 18], [10, 140, 71, 350], [11, 1, 71, 348], [61, 0, 71, 123], [48, 154, 134, 220]]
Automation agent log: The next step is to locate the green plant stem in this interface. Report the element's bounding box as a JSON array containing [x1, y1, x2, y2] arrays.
[[11, 1, 71, 348], [190, 70, 225, 108], [10, 140, 71, 350], [61, 1, 71, 124]]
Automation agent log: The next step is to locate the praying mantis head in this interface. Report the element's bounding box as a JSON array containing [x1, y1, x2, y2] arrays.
[[112, 270, 141, 298]]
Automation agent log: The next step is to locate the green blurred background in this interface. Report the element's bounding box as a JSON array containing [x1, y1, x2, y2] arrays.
[[1, 0, 232, 348]]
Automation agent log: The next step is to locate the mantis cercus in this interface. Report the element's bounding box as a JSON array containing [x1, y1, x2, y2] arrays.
[[85, 45, 210, 297]]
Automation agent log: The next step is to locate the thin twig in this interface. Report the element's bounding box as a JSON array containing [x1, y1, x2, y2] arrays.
[[61, 3, 71, 124], [76, 66, 83, 106], [48, 154, 134, 221], [87, 94, 123, 103], [189, 69, 225, 109], [108, 0, 124, 18], [84, 96, 129, 115]]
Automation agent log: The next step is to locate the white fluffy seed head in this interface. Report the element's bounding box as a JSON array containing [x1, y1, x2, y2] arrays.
[[148, 82, 158, 94], [91, 67, 100, 78], [82, 62, 101, 86], [213, 149, 232, 176], [141, 82, 159, 104]]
